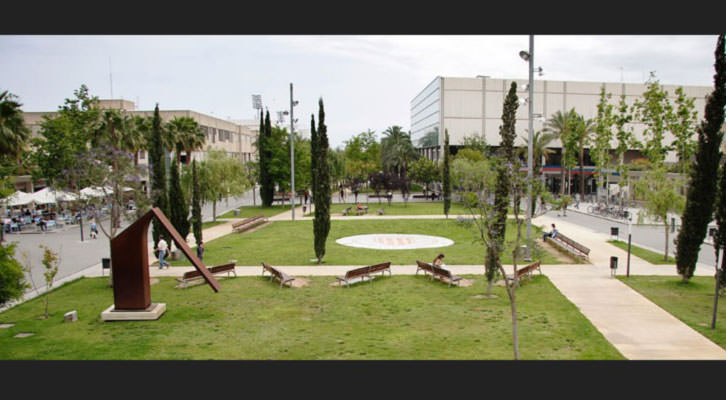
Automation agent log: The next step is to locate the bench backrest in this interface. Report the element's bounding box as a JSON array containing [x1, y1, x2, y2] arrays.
[[233, 215, 265, 228], [368, 262, 391, 273], [345, 266, 371, 279], [416, 260, 434, 274], [517, 260, 541, 276], [432, 265, 451, 278], [555, 233, 590, 255], [262, 262, 284, 280], [183, 262, 236, 279]]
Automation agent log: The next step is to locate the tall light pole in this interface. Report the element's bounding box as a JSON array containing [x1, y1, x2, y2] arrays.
[[520, 35, 535, 251], [289, 83, 298, 221]]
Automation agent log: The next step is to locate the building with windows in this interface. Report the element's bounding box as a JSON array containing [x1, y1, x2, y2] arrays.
[[21, 99, 258, 193], [411, 76, 712, 194]]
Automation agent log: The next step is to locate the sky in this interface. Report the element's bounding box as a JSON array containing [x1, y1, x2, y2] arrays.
[[0, 35, 720, 148]]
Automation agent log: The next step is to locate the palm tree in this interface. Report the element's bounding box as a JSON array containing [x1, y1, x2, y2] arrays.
[[380, 125, 419, 179], [523, 130, 556, 211], [166, 117, 205, 165], [0, 90, 30, 163], [544, 109, 577, 196]]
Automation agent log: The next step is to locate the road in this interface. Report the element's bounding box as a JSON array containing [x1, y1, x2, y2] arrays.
[[545, 209, 718, 270], [3, 189, 260, 289]]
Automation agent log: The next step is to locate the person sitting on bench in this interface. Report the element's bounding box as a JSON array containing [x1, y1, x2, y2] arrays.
[[543, 223, 558, 240], [432, 253, 445, 267]]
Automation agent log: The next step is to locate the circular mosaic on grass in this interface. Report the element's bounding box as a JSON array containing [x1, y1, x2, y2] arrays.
[[336, 234, 454, 250]]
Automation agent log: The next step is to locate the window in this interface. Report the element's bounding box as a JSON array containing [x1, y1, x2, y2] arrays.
[[139, 151, 146, 159]]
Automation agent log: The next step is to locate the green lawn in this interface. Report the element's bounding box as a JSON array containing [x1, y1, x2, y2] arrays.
[[202, 220, 226, 230], [0, 276, 623, 359], [217, 205, 289, 219], [607, 240, 675, 264], [323, 201, 473, 216], [171, 218, 563, 266], [619, 276, 726, 349]]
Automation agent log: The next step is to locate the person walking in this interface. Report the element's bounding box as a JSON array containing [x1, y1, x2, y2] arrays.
[[90, 219, 98, 239], [156, 238, 170, 269], [196, 241, 204, 261]]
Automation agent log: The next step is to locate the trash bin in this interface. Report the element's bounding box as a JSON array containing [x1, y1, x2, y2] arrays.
[[610, 256, 618, 277], [102, 258, 110, 276], [233, 209, 240, 217], [610, 227, 619, 238]]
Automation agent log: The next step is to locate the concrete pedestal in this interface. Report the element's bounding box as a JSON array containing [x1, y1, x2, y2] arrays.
[[101, 303, 166, 321]]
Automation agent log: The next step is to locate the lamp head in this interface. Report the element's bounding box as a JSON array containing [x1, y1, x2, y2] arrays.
[[519, 50, 530, 62]]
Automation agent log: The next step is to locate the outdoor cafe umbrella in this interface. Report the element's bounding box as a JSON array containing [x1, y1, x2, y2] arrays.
[[80, 186, 114, 200], [3, 190, 35, 207]]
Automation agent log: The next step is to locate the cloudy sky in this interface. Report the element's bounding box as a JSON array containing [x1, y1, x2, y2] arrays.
[[0, 35, 719, 148]]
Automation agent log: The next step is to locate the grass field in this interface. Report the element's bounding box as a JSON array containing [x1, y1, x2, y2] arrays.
[[607, 240, 675, 264], [324, 201, 473, 216], [217, 205, 289, 219], [171, 218, 563, 266], [619, 276, 726, 349], [0, 276, 623, 359], [202, 220, 226, 230]]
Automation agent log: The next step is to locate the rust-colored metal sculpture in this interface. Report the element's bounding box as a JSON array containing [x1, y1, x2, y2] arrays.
[[110, 207, 220, 310]]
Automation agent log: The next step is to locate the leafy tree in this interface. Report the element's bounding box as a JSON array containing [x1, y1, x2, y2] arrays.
[[409, 157, 440, 196], [443, 129, 451, 217], [571, 113, 595, 199], [39, 245, 59, 319], [312, 99, 331, 263], [635, 166, 686, 262], [614, 94, 638, 207], [592, 86, 616, 202], [0, 242, 28, 308], [560, 113, 580, 196], [461, 81, 521, 359], [149, 104, 170, 247], [169, 152, 190, 242], [676, 35, 726, 282], [633, 72, 674, 167], [461, 132, 489, 155], [368, 171, 395, 203], [200, 149, 250, 221], [191, 159, 203, 246], [669, 87, 699, 174]]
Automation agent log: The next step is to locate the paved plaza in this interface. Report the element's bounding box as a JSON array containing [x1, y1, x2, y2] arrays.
[[4, 198, 726, 360]]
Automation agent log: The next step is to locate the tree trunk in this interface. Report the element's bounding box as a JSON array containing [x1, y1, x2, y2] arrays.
[[580, 147, 585, 199], [664, 217, 670, 262]]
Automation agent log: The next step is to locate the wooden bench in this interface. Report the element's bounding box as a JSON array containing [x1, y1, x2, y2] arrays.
[[545, 233, 590, 261], [176, 262, 236, 288], [336, 262, 391, 287], [377, 208, 385, 215], [505, 260, 542, 287], [261, 262, 296, 288], [232, 215, 267, 233], [415, 260, 462, 287], [355, 206, 368, 216], [341, 207, 352, 216]]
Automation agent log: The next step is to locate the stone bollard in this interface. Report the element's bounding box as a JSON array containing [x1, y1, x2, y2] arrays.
[[64, 310, 78, 322]]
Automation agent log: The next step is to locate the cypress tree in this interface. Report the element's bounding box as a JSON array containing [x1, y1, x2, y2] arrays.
[[485, 82, 519, 293], [169, 152, 190, 242], [310, 114, 318, 208], [313, 98, 331, 264], [191, 159, 202, 246], [149, 104, 169, 247], [443, 129, 451, 218], [259, 109, 274, 206], [676, 35, 726, 282]]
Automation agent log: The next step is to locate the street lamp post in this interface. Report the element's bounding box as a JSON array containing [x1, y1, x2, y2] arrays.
[[289, 83, 297, 222], [520, 35, 535, 252]]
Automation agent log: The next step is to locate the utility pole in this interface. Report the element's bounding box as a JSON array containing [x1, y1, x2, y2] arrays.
[[290, 83, 296, 222]]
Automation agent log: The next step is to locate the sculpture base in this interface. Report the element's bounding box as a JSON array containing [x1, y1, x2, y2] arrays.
[[101, 303, 166, 321]]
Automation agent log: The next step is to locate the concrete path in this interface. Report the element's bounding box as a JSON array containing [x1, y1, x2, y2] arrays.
[[533, 214, 726, 359]]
